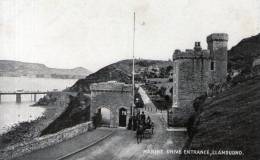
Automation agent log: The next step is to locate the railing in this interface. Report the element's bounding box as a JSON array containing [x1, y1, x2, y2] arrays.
[[0, 90, 61, 95]]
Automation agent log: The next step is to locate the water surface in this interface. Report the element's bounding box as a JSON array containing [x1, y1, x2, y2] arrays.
[[0, 76, 77, 134]]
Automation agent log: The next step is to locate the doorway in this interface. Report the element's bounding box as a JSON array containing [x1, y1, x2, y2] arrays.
[[119, 108, 127, 127]]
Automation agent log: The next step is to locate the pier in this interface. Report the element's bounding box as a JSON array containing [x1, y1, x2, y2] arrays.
[[0, 91, 61, 103]]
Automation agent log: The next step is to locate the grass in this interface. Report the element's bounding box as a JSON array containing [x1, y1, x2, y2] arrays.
[[41, 94, 91, 136]]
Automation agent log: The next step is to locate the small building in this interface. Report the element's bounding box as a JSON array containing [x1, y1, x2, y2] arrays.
[[90, 81, 132, 128]]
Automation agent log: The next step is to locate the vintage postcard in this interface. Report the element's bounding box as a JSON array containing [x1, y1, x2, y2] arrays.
[[0, 0, 259, 160]]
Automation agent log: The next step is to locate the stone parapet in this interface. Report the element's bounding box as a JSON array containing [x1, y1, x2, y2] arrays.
[[0, 121, 93, 160], [90, 81, 132, 92], [207, 33, 228, 42], [172, 49, 210, 60]]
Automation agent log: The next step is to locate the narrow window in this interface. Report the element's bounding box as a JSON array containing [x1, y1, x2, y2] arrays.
[[210, 61, 215, 71]]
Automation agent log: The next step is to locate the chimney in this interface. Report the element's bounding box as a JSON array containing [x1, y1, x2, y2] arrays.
[[194, 42, 202, 51]]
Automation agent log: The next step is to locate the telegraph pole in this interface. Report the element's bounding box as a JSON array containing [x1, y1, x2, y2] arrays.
[[131, 12, 136, 117]]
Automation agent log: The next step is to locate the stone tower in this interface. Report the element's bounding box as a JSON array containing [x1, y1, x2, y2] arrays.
[[169, 33, 228, 127], [207, 33, 229, 83], [172, 43, 210, 109]]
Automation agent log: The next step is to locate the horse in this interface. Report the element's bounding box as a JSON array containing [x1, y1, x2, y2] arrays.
[[143, 121, 154, 138], [136, 123, 144, 144]]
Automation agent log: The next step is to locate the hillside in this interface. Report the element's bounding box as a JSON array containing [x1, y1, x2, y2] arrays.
[[69, 59, 172, 93], [0, 60, 91, 79], [228, 33, 260, 74], [179, 34, 260, 160], [181, 76, 260, 160]]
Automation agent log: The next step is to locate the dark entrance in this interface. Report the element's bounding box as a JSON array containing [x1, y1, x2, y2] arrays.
[[119, 108, 127, 127], [97, 107, 111, 127]]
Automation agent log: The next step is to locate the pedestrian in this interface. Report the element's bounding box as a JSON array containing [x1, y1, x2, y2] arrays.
[[127, 117, 132, 130], [140, 111, 146, 124], [146, 116, 152, 128], [147, 116, 151, 124], [133, 116, 137, 131]]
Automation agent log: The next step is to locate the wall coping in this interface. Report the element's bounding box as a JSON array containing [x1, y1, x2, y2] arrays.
[[0, 121, 93, 160]]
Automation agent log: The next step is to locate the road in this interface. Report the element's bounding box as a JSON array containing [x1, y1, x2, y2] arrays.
[[63, 112, 186, 160], [63, 87, 187, 160], [13, 87, 187, 160]]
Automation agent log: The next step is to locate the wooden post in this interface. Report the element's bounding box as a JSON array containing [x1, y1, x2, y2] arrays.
[[16, 93, 21, 103], [34, 94, 37, 102], [167, 108, 169, 127]]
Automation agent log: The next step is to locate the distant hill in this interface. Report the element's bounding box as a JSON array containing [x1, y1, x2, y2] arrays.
[[69, 59, 172, 93], [0, 60, 91, 79], [228, 33, 260, 74]]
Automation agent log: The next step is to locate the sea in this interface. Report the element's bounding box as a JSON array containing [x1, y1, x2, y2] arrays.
[[0, 77, 77, 135]]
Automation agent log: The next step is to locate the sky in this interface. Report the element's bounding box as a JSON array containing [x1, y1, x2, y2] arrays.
[[0, 0, 260, 72]]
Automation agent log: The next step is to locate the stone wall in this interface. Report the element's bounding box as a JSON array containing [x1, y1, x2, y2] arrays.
[[170, 57, 209, 126], [0, 121, 93, 160], [177, 58, 209, 109], [90, 82, 132, 128]]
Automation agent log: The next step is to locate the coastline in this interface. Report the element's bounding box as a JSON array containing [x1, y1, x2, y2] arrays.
[[0, 104, 68, 150]]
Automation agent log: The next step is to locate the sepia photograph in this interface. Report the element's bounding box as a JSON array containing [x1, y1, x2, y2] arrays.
[[0, 0, 259, 160]]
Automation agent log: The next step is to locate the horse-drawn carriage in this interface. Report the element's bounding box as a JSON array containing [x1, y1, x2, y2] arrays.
[[136, 121, 154, 143], [143, 122, 154, 138]]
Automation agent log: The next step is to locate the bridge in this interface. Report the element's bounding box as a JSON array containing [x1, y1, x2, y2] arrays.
[[0, 91, 61, 103]]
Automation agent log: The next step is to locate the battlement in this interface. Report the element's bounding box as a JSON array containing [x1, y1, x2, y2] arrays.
[[207, 33, 228, 42], [172, 49, 210, 60], [90, 81, 132, 92]]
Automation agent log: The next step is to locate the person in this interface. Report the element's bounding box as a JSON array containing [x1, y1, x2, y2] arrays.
[[133, 116, 137, 131], [140, 111, 146, 124], [127, 117, 132, 130], [136, 111, 140, 121], [146, 116, 151, 125], [136, 122, 144, 144], [146, 116, 152, 129]]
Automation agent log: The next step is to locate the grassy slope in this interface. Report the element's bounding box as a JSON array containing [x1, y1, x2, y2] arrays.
[[228, 33, 260, 73], [182, 76, 260, 160], [41, 94, 91, 135]]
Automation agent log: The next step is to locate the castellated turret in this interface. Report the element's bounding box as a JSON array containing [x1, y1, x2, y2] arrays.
[[169, 33, 228, 127], [207, 33, 229, 83], [172, 42, 211, 110]]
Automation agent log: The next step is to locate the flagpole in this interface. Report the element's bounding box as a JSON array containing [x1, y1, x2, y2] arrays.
[[132, 12, 135, 117]]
